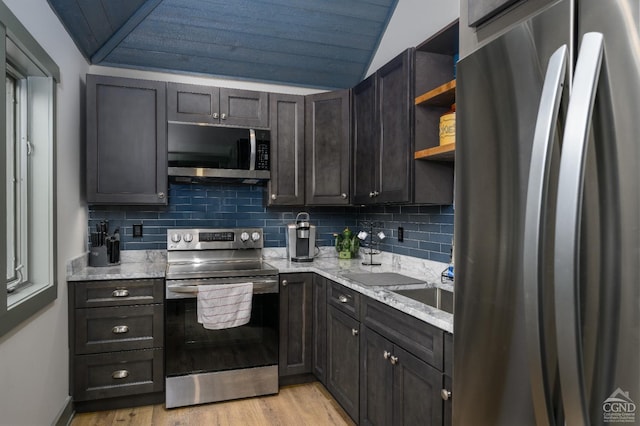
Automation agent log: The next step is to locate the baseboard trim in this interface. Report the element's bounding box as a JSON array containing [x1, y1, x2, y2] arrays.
[[53, 396, 74, 426]]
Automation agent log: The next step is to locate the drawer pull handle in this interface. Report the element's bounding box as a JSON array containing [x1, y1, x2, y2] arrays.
[[112, 370, 129, 380], [352, 328, 359, 336], [112, 325, 129, 334], [112, 289, 129, 297], [338, 295, 349, 303]]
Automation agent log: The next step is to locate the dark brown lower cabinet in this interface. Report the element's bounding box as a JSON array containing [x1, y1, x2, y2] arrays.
[[279, 273, 313, 378], [327, 305, 360, 421], [68, 279, 165, 412], [361, 327, 443, 426], [312, 275, 327, 384]]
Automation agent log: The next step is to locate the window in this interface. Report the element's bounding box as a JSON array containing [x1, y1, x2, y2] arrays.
[[0, 1, 59, 337]]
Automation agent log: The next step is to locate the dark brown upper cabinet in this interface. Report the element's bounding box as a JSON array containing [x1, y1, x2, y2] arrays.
[[352, 49, 414, 205], [167, 82, 268, 128], [305, 90, 351, 205], [267, 93, 305, 206], [86, 74, 168, 205]]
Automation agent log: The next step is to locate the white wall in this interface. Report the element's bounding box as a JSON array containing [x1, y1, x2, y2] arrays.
[[0, 1, 88, 424], [367, 0, 460, 76], [89, 65, 323, 96]]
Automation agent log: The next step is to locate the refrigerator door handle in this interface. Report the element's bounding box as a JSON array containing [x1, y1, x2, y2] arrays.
[[523, 44, 568, 426], [554, 32, 604, 426]]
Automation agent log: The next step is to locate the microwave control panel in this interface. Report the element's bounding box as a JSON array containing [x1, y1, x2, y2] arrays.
[[256, 142, 270, 170]]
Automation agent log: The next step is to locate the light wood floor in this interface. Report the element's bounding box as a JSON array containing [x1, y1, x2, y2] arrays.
[[71, 382, 355, 426]]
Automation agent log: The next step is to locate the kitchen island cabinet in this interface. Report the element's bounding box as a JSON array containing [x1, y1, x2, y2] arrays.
[[68, 278, 164, 412], [86, 74, 167, 205]]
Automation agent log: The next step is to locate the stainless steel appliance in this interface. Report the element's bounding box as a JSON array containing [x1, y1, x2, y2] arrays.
[[286, 212, 317, 262], [164, 228, 279, 409], [455, 0, 639, 424], [168, 124, 270, 182]]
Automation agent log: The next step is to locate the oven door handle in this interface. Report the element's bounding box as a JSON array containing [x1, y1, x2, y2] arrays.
[[167, 279, 279, 296]]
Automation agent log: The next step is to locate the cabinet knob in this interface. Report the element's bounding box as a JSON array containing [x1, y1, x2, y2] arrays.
[[383, 350, 391, 360], [390, 355, 399, 365], [352, 328, 359, 336], [341, 193, 347, 199], [112, 325, 129, 334], [221, 113, 227, 120], [271, 194, 277, 200], [282, 280, 288, 287], [441, 389, 452, 400], [369, 191, 375, 198], [111, 288, 129, 298], [374, 191, 380, 197], [158, 192, 165, 199], [112, 370, 129, 380], [338, 295, 348, 303], [213, 112, 219, 119]]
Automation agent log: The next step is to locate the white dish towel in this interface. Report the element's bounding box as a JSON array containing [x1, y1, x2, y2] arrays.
[[197, 282, 253, 330]]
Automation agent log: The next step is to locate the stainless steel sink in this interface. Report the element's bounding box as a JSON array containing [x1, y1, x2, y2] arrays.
[[341, 272, 426, 286], [392, 287, 454, 314]]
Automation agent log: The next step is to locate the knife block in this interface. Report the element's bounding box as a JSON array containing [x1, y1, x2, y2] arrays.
[[89, 245, 109, 267]]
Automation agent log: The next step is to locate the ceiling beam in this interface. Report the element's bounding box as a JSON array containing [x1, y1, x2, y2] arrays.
[[91, 0, 164, 64]]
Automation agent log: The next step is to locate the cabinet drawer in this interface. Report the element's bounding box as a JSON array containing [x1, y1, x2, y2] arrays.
[[362, 297, 443, 369], [74, 348, 163, 401], [75, 304, 164, 354], [74, 279, 164, 308], [328, 281, 360, 319]]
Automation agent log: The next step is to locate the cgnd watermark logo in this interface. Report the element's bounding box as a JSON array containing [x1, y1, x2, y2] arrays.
[[603, 388, 636, 423]]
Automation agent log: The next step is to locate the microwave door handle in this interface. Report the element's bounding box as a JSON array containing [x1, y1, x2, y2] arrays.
[[249, 129, 256, 170]]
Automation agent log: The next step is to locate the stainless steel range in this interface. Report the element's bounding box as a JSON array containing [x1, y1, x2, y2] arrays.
[[164, 228, 279, 409]]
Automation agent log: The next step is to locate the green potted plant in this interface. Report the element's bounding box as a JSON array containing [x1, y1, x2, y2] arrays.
[[334, 227, 359, 259]]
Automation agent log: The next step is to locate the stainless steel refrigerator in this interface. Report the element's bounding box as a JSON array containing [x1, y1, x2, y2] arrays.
[[454, 0, 640, 424]]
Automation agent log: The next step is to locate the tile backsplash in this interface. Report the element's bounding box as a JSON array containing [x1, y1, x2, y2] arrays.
[[89, 182, 454, 262]]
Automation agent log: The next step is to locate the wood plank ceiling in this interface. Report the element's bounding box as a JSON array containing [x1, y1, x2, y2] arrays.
[[47, 0, 399, 89]]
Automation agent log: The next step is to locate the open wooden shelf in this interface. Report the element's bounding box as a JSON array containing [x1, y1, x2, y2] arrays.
[[415, 143, 456, 161], [415, 80, 456, 107]]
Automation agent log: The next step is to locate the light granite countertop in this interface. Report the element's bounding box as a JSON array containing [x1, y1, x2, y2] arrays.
[[67, 247, 454, 333]]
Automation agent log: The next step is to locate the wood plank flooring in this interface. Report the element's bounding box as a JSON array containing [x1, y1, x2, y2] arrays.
[[71, 382, 356, 426]]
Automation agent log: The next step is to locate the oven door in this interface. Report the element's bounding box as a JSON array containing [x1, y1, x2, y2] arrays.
[[165, 276, 279, 408]]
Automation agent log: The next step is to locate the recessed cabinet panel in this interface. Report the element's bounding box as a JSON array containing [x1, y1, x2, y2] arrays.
[[305, 90, 351, 205], [220, 88, 268, 128], [352, 75, 378, 205], [168, 82, 268, 128], [351, 49, 413, 205], [86, 74, 167, 205], [268, 94, 305, 205], [377, 51, 413, 204], [279, 273, 313, 377], [168, 83, 218, 124]]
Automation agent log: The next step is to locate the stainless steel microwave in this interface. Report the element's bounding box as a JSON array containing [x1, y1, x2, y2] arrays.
[[168, 123, 270, 183]]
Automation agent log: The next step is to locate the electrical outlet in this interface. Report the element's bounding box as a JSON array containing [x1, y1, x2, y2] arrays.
[[398, 226, 404, 242], [133, 224, 143, 238]]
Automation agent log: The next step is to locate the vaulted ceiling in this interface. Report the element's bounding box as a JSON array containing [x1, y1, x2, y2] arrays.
[[47, 0, 399, 89]]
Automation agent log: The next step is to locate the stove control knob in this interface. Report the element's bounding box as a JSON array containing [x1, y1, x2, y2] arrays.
[[240, 232, 250, 242], [171, 233, 182, 243], [251, 232, 261, 242], [183, 233, 193, 243]]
